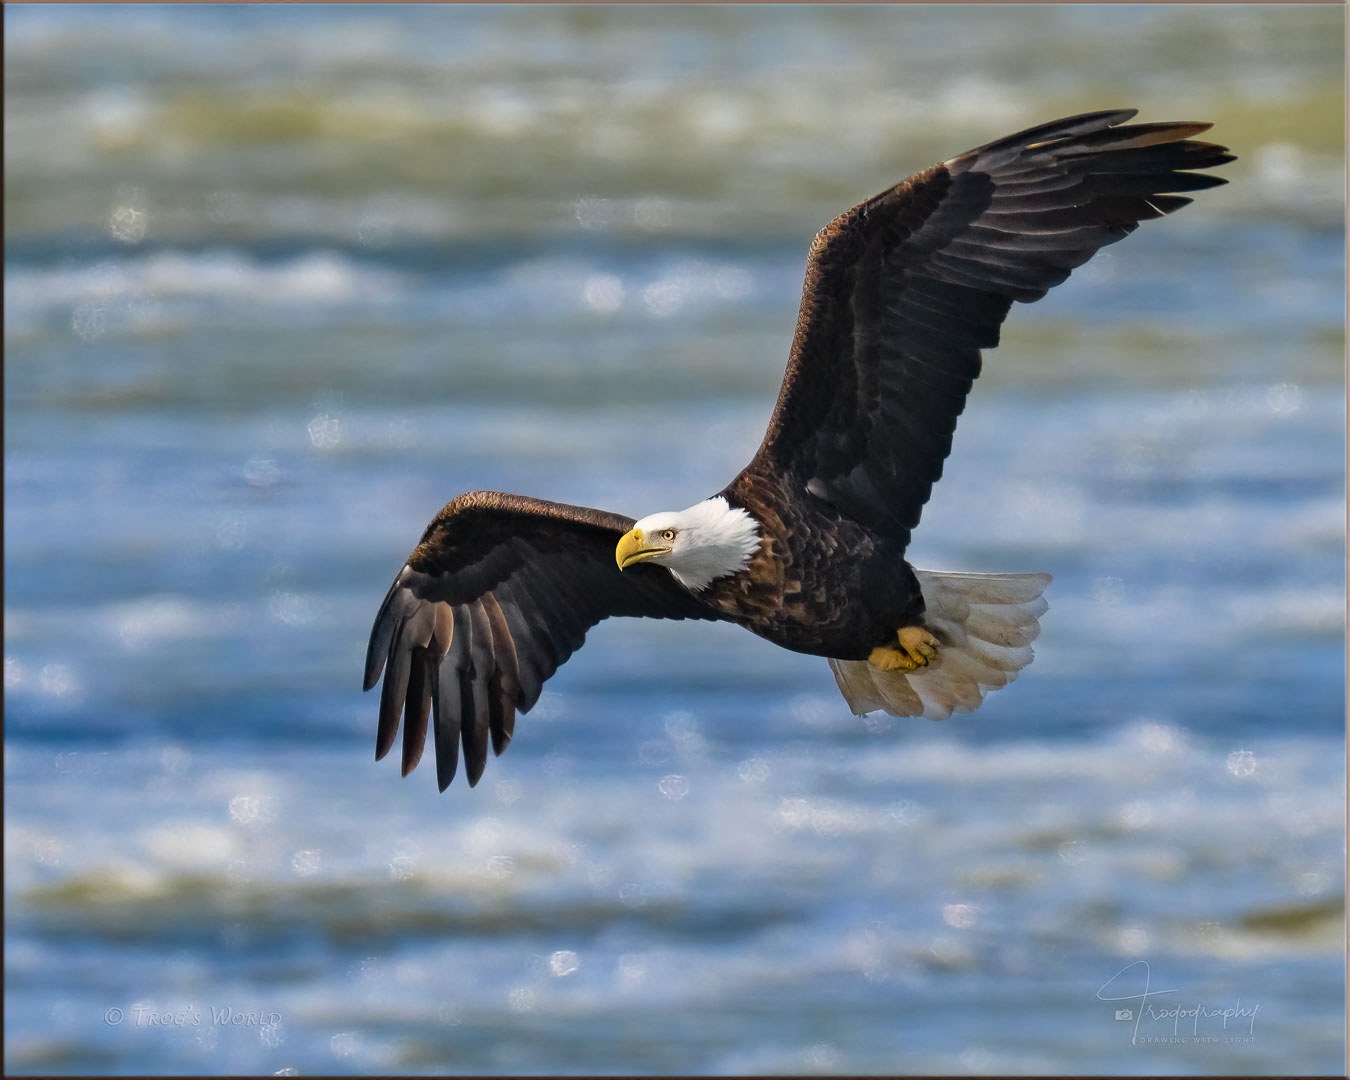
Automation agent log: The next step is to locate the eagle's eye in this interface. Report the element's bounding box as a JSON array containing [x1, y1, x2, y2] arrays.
[[660, 528, 677, 542]]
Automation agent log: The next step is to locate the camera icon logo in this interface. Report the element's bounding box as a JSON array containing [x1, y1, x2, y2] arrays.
[[1115, 1009, 1133, 1021]]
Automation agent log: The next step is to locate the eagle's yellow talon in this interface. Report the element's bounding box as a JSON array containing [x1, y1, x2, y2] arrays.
[[869, 645, 919, 672], [869, 627, 939, 673]]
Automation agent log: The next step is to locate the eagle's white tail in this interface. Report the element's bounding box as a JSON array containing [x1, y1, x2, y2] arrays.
[[828, 570, 1051, 721]]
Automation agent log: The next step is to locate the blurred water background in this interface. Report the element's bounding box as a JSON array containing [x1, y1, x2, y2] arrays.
[[4, 5, 1345, 1076]]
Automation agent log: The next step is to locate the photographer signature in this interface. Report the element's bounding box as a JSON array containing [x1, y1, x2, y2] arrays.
[[1098, 960, 1259, 1045]]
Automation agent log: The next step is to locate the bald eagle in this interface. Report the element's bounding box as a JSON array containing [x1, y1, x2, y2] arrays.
[[365, 109, 1231, 790]]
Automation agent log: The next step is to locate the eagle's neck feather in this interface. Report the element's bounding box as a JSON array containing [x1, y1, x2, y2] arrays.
[[664, 497, 761, 592]]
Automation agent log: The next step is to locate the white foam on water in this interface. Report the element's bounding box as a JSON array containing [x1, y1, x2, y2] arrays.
[[4, 250, 406, 338], [6, 590, 1341, 1078]]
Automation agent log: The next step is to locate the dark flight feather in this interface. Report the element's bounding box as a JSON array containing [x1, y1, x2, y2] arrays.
[[365, 493, 718, 789], [739, 110, 1231, 543]]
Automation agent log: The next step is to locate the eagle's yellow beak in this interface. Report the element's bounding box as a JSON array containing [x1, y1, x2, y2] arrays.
[[616, 528, 670, 571]]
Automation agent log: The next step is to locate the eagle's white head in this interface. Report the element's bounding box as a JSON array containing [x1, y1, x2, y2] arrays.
[[615, 496, 761, 592]]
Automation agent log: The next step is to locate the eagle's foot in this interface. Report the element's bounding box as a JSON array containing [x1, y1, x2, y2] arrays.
[[868, 627, 939, 673]]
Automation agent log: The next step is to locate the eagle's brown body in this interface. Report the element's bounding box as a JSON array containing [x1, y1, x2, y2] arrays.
[[365, 110, 1232, 791], [708, 466, 921, 660]]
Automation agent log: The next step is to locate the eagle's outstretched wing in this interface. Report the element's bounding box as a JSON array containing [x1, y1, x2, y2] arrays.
[[364, 491, 717, 790], [743, 109, 1233, 544]]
